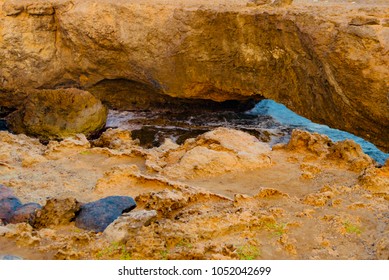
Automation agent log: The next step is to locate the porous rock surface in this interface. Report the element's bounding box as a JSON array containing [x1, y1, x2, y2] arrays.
[[0, 128, 388, 260], [0, 0, 388, 151]]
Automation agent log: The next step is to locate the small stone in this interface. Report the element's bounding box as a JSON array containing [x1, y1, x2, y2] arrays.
[[0, 197, 22, 224], [10, 203, 42, 224], [104, 210, 157, 243], [75, 196, 136, 232]]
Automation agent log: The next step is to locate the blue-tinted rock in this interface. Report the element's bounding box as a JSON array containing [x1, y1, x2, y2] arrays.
[[0, 197, 22, 224], [10, 203, 42, 224], [75, 196, 136, 232]]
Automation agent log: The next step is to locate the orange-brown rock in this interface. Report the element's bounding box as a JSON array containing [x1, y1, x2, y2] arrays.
[[0, 0, 388, 151], [6, 88, 107, 141]]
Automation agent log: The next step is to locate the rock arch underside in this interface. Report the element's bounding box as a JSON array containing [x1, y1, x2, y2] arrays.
[[0, 0, 388, 152]]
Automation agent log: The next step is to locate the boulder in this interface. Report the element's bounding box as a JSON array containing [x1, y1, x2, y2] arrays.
[[75, 196, 136, 232], [6, 88, 107, 141]]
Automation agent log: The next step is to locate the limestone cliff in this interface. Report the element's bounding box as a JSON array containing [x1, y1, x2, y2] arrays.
[[0, 0, 388, 151]]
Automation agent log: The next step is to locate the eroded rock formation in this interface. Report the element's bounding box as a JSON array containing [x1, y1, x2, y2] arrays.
[[0, 0, 388, 151]]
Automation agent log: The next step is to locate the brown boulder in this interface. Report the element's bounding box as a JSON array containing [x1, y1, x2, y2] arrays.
[[6, 88, 107, 141]]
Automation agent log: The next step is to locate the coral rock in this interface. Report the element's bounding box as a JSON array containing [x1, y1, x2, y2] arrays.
[[33, 198, 80, 228]]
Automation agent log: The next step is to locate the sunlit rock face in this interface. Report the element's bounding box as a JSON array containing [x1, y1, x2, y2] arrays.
[[0, 0, 388, 151]]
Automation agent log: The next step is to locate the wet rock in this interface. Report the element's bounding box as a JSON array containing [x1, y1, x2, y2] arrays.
[[104, 210, 157, 243], [10, 203, 42, 224], [0, 197, 22, 224], [0, 255, 23, 260], [6, 88, 107, 141], [75, 196, 136, 232], [33, 198, 80, 229]]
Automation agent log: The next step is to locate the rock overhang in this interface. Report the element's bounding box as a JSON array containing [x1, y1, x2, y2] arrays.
[[0, 0, 388, 151]]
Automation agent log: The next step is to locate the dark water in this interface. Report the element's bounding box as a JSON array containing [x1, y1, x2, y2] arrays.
[[106, 100, 389, 165]]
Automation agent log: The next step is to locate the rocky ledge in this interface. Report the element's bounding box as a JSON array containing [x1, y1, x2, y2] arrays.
[[0, 0, 388, 151]]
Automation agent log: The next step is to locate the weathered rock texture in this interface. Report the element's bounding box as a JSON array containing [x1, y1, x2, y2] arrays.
[[0, 0, 388, 151]]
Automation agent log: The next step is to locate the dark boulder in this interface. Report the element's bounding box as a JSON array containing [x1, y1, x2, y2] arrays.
[[75, 196, 136, 232], [10, 203, 42, 224], [0, 197, 22, 224]]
